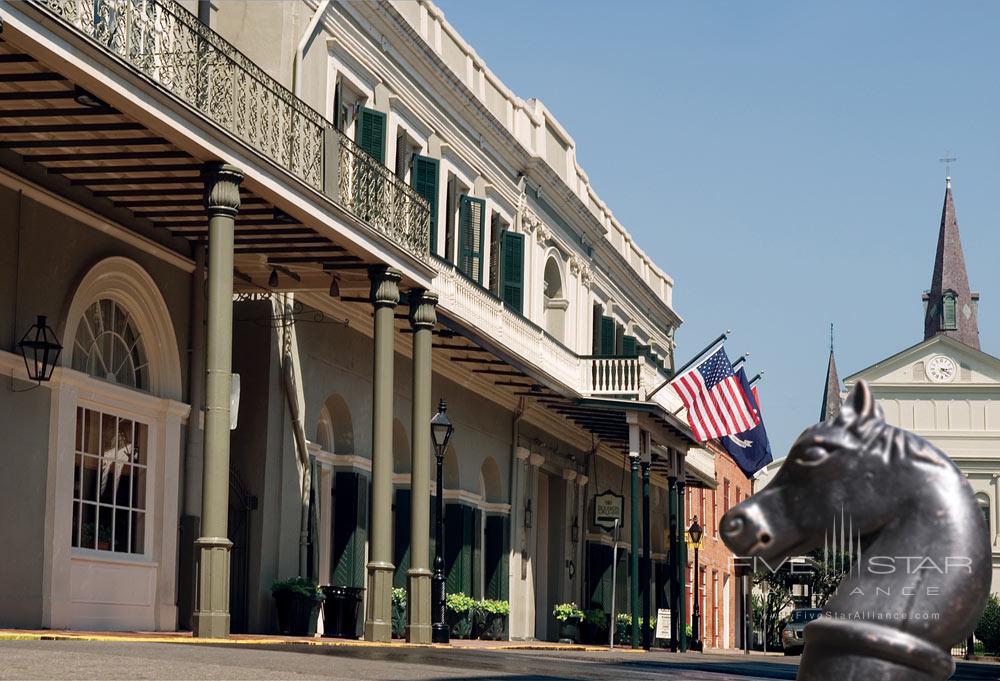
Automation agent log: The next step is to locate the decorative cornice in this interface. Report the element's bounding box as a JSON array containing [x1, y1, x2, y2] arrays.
[[409, 288, 439, 329], [369, 265, 402, 308], [201, 162, 243, 215]]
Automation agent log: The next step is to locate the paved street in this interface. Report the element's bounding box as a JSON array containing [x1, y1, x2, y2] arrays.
[[2, 641, 999, 681]]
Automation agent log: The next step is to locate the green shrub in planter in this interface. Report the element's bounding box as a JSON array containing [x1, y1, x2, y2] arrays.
[[271, 577, 323, 636], [613, 614, 655, 646], [553, 603, 584, 643], [446, 593, 476, 639], [391, 588, 407, 639], [476, 599, 509, 640], [975, 594, 1000, 654], [581, 608, 608, 644]]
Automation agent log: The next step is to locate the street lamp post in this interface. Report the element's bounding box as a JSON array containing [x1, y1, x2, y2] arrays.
[[688, 517, 704, 652], [430, 399, 454, 644]]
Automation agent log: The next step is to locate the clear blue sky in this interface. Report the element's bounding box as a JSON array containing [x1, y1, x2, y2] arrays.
[[435, 0, 1000, 459]]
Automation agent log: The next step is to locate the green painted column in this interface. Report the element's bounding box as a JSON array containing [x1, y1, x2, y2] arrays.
[[640, 458, 651, 651], [628, 417, 640, 648], [192, 161, 242, 639], [407, 289, 437, 644], [677, 481, 688, 652], [365, 265, 401, 643], [667, 475, 678, 650]]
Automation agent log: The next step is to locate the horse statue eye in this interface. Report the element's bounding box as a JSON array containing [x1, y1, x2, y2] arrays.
[[796, 446, 830, 466]]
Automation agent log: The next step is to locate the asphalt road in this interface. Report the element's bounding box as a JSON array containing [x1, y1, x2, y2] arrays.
[[1, 640, 999, 680]]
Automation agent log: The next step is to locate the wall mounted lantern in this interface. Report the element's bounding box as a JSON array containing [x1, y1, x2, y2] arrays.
[[17, 315, 62, 384]]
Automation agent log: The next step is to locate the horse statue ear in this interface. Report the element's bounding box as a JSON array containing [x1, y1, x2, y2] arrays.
[[839, 380, 883, 425]]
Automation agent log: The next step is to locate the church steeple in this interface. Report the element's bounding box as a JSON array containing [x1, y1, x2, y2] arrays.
[[923, 177, 980, 349], [820, 324, 841, 422]]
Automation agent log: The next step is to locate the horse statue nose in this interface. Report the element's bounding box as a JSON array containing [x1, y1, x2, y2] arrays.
[[720, 507, 773, 553]]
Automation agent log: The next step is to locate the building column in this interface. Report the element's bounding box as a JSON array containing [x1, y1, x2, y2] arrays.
[[192, 162, 243, 638], [526, 451, 544, 639], [365, 265, 401, 643], [667, 473, 678, 649], [640, 432, 652, 651], [574, 473, 589, 606], [677, 479, 688, 652], [508, 445, 530, 639], [627, 414, 640, 647], [407, 289, 437, 644]]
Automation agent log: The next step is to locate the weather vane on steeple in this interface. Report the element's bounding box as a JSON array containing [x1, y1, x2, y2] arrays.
[[939, 151, 958, 182]]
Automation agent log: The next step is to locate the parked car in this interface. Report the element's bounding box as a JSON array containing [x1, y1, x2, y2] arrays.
[[781, 608, 823, 655]]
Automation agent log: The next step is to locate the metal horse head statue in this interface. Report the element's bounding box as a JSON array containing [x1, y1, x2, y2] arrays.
[[721, 381, 991, 680]]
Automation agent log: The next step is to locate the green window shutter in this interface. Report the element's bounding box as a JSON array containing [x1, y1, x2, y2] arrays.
[[332, 472, 367, 590], [458, 195, 486, 283], [622, 335, 637, 358], [471, 507, 482, 599], [592, 305, 603, 355], [500, 231, 525, 313], [614, 323, 625, 356], [445, 504, 463, 595], [600, 316, 615, 357], [393, 488, 412, 589], [484, 515, 507, 600], [587, 542, 613, 612], [411, 155, 439, 251], [356, 107, 386, 164]]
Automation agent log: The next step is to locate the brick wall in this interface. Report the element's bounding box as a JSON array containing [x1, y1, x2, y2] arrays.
[[684, 448, 752, 650]]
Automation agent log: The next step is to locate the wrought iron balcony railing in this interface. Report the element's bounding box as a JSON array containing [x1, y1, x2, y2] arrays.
[[30, 0, 326, 190], [28, 0, 431, 261]]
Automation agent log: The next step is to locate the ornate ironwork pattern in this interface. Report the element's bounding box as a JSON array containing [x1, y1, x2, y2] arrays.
[[337, 132, 430, 261], [31, 0, 325, 190]]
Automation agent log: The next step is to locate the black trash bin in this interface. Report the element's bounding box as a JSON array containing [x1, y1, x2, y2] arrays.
[[321, 585, 364, 639], [321, 586, 347, 637], [342, 587, 365, 639]]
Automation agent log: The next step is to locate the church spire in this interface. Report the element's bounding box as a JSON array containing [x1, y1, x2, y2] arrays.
[[820, 324, 841, 422], [923, 177, 980, 349]]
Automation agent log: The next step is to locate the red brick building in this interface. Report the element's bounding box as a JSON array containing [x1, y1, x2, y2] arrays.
[[684, 445, 752, 650]]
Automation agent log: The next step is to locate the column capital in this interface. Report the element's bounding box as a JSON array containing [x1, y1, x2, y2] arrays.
[[561, 468, 577, 482], [409, 288, 439, 330], [575, 474, 589, 487], [369, 265, 402, 308], [528, 452, 545, 467], [515, 446, 530, 461], [201, 162, 243, 216]]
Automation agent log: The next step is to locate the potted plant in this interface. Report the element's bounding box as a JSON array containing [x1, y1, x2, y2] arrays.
[[391, 587, 407, 639], [271, 576, 324, 636], [445, 593, 476, 639], [581, 608, 608, 644], [476, 599, 509, 640], [552, 602, 584, 643]]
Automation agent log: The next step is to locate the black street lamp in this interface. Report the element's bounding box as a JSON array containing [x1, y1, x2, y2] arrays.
[[688, 517, 704, 652], [430, 398, 454, 644], [17, 315, 62, 384]]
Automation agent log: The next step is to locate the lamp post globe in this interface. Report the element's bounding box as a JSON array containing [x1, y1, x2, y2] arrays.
[[430, 399, 453, 643], [688, 517, 703, 652]]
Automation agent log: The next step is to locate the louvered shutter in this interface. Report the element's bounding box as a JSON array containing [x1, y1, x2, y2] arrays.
[[600, 316, 615, 357], [411, 155, 439, 250], [615, 323, 625, 356], [484, 515, 505, 599], [471, 507, 483, 599], [445, 503, 462, 594], [622, 335, 637, 358], [500, 231, 524, 313], [332, 472, 367, 589], [592, 305, 603, 355], [458, 195, 486, 283], [356, 107, 386, 164]]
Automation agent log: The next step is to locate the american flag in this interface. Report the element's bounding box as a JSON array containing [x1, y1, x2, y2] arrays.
[[671, 347, 759, 442]]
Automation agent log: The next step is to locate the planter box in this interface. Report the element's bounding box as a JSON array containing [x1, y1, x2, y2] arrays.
[[274, 591, 323, 637]]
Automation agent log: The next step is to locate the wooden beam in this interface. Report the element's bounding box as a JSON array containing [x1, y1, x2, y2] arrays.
[[0, 90, 76, 101], [69, 176, 199, 187], [0, 122, 144, 135], [0, 72, 66, 82], [450, 357, 507, 365], [26, 150, 186, 162], [51, 163, 198, 175], [471, 369, 525, 378], [0, 54, 36, 63], [321, 263, 372, 271], [0, 136, 166, 149], [136, 207, 272, 218], [432, 343, 490, 352], [0, 106, 118, 117], [237, 245, 343, 255], [268, 256, 361, 265], [111, 194, 262, 204], [228, 236, 328, 246], [179, 227, 315, 238]]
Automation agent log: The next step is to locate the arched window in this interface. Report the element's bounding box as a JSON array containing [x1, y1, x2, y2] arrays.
[[73, 299, 148, 389], [943, 291, 958, 330], [543, 255, 567, 342], [977, 493, 991, 536]]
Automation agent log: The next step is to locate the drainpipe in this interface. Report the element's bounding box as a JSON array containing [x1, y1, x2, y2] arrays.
[[293, 0, 332, 98]]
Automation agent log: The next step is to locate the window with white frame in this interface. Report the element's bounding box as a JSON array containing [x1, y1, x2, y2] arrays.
[[70, 298, 150, 555]]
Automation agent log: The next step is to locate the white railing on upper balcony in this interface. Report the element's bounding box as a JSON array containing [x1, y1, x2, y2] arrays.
[[586, 356, 644, 397], [431, 257, 582, 391]]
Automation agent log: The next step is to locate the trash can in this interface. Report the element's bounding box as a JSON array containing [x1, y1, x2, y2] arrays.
[[342, 587, 365, 640], [321, 585, 364, 639], [321, 586, 347, 638]]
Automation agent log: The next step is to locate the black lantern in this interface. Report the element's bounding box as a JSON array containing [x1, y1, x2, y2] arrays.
[[687, 517, 704, 546], [689, 517, 704, 652], [431, 399, 453, 644], [430, 399, 454, 454], [18, 315, 62, 383]]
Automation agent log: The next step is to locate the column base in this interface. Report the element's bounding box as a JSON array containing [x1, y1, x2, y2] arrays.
[[364, 560, 394, 643], [406, 568, 433, 644], [191, 536, 233, 639]]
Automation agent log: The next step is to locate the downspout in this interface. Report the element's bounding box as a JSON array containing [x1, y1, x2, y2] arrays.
[[293, 0, 332, 98]]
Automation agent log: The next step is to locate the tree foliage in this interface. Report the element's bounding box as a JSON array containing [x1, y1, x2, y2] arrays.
[[975, 594, 1000, 654]]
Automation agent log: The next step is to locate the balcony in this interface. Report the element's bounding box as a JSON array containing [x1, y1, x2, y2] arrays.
[[28, 0, 430, 262]]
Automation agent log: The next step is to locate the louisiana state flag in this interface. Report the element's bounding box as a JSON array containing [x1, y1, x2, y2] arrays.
[[721, 368, 773, 478]]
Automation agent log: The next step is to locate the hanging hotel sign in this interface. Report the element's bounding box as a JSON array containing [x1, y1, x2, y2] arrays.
[[594, 490, 624, 532]]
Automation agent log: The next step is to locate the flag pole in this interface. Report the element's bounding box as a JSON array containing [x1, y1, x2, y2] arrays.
[[749, 371, 765, 386], [646, 330, 731, 401], [731, 353, 750, 372]]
